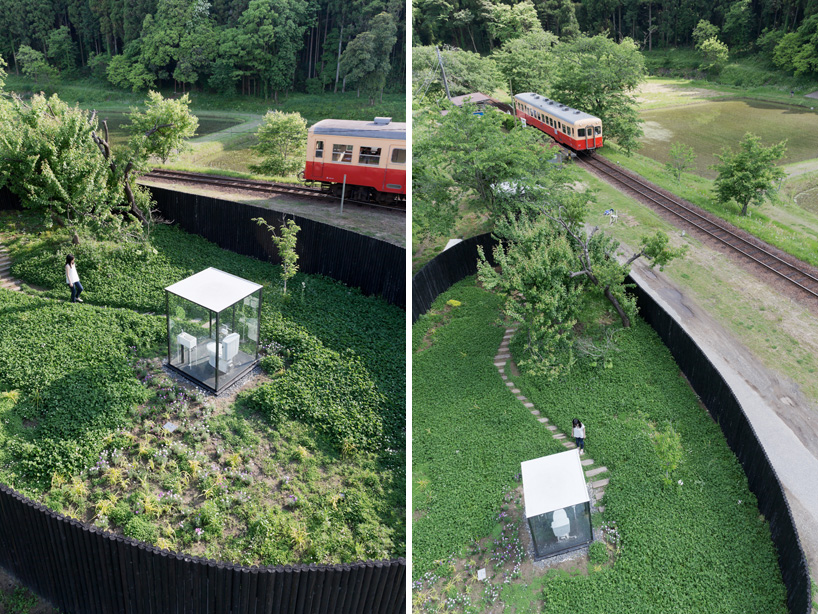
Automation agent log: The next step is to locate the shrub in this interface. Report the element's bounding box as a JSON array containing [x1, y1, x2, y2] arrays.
[[124, 515, 159, 544]]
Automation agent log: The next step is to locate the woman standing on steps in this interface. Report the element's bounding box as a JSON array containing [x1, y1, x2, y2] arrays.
[[65, 254, 84, 303], [573, 418, 586, 455]]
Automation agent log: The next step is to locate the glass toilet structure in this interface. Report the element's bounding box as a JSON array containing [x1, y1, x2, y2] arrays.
[[521, 449, 593, 559], [165, 268, 262, 393]]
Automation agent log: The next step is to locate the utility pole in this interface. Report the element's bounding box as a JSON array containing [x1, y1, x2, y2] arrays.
[[435, 47, 452, 102]]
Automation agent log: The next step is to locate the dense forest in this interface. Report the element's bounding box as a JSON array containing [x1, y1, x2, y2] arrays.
[[0, 0, 406, 99], [414, 0, 818, 78]]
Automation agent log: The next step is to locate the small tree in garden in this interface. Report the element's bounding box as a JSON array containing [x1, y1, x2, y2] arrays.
[[249, 111, 308, 177], [651, 422, 684, 488], [712, 133, 787, 216], [665, 142, 696, 181], [253, 217, 301, 294]]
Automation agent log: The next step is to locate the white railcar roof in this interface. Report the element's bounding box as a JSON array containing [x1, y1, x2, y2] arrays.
[[310, 119, 407, 141], [515, 92, 599, 124]]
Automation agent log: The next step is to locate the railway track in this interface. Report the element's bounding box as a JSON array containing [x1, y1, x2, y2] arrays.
[[577, 154, 818, 301], [141, 169, 406, 213]]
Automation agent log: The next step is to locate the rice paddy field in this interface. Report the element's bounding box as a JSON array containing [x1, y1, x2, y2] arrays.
[[638, 98, 818, 178]]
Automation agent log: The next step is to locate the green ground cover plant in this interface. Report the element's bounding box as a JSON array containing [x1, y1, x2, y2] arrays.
[[413, 277, 787, 612], [0, 211, 404, 565]]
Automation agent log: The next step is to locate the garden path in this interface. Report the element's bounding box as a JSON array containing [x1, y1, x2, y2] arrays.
[[493, 326, 610, 513], [0, 243, 21, 291]]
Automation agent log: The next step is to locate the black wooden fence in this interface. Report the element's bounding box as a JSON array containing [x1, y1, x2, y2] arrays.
[[412, 233, 498, 323], [150, 187, 405, 309], [412, 239, 811, 614], [0, 482, 406, 613]]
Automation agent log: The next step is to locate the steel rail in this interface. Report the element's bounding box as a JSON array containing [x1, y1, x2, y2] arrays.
[[579, 155, 818, 300]]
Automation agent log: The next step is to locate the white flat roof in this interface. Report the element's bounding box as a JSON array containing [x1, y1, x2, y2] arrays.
[[521, 449, 590, 519], [165, 268, 262, 313]]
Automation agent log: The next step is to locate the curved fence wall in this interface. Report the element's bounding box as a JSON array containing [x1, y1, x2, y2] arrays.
[[150, 187, 405, 309], [0, 483, 405, 613], [412, 238, 811, 614], [412, 233, 498, 323], [0, 186, 406, 612]]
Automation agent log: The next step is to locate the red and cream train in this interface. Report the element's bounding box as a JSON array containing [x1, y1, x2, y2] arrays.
[[513, 92, 603, 152], [304, 117, 406, 205]]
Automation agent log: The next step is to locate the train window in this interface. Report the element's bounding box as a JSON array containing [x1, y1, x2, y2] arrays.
[[315, 140, 324, 158], [391, 148, 406, 164], [578, 128, 586, 137], [359, 146, 381, 165], [594, 126, 601, 135], [332, 144, 354, 163]]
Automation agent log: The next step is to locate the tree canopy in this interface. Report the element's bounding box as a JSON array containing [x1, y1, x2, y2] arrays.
[[0, 0, 406, 96], [712, 133, 787, 216]]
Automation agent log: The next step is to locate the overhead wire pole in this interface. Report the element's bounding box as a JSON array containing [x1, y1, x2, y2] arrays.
[[435, 46, 453, 102]]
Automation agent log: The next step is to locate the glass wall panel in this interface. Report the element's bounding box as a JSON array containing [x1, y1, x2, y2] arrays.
[[167, 292, 217, 390], [528, 502, 592, 559]]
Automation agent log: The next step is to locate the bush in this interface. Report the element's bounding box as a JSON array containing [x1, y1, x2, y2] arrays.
[[124, 515, 159, 544]]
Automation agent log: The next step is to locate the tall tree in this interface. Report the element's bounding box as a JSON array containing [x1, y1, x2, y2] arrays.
[[340, 12, 397, 105], [492, 30, 557, 95], [549, 34, 646, 154], [712, 133, 787, 217]]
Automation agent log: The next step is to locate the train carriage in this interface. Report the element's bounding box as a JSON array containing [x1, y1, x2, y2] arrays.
[[304, 117, 406, 204], [514, 93, 603, 152]]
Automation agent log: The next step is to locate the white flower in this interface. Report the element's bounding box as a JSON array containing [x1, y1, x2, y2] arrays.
[[678, 480, 683, 486]]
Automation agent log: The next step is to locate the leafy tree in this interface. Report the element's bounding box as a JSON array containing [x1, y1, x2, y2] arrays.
[[692, 19, 719, 47], [107, 41, 156, 91], [412, 45, 502, 101], [16, 45, 58, 82], [712, 133, 787, 217], [341, 12, 397, 105], [412, 104, 547, 239], [486, 1, 543, 46], [549, 35, 646, 155], [772, 15, 818, 76], [91, 90, 198, 222], [535, 0, 580, 39], [0, 93, 126, 233], [46, 26, 78, 73], [722, 0, 753, 48], [665, 142, 696, 181], [492, 30, 558, 95], [252, 217, 301, 294], [249, 111, 308, 177], [697, 37, 729, 73], [477, 221, 582, 379]]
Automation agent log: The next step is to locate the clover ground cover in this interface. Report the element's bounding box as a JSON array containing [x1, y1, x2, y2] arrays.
[[0, 212, 405, 565], [412, 277, 786, 613]]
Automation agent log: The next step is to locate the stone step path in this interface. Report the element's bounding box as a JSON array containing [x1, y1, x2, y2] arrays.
[[494, 325, 610, 512], [0, 245, 21, 291]]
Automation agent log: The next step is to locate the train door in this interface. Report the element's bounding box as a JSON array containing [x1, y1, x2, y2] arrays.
[[384, 144, 406, 192], [312, 139, 325, 176], [585, 125, 593, 150]]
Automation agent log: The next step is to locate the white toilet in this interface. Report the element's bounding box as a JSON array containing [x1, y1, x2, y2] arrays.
[[551, 508, 571, 540]]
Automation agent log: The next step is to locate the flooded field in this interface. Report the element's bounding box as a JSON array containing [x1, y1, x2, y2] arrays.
[[92, 111, 244, 148], [638, 99, 818, 178]]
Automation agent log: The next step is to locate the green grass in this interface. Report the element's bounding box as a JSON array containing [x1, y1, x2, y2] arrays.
[[0, 212, 405, 564], [4, 76, 406, 124], [413, 277, 787, 612], [598, 145, 818, 269]]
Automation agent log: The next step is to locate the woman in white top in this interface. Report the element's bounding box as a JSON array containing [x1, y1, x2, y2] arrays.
[[65, 254, 84, 303], [572, 418, 586, 455]]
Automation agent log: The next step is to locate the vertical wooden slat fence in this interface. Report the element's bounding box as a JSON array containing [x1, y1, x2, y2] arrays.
[[0, 483, 405, 613], [149, 187, 406, 309]]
